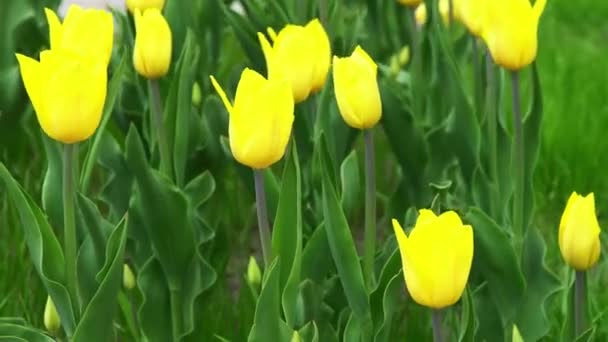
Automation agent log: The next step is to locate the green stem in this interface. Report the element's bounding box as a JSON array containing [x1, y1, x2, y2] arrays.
[[254, 169, 272, 268], [432, 309, 444, 342], [63, 144, 79, 321], [511, 71, 525, 240], [485, 51, 499, 216], [149, 79, 171, 177], [170, 289, 182, 342], [363, 129, 376, 289], [574, 271, 586, 336], [319, 0, 328, 29]]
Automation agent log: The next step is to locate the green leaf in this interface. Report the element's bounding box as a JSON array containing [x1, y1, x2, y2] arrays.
[[0, 163, 76, 336], [138, 258, 172, 342], [465, 207, 525, 327], [340, 150, 362, 220], [40, 136, 63, 230], [248, 259, 292, 342], [301, 224, 333, 284], [72, 217, 128, 342], [458, 288, 477, 342], [271, 143, 303, 327], [0, 324, 54, 342], [80, 53, 128, 192], [319, 136, 371, 324], [373, 272, 404, 342], [515, 228, 561, 341], [184, 171, 216, 208]]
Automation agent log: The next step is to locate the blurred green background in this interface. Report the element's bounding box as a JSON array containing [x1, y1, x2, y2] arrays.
[[1, 0, 608, 331]]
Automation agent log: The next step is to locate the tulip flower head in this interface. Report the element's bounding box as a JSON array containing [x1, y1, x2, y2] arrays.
[[559, 192, 601, 271], [210, 69, 295, 169], [481, 0, 547, 70], [305, 19, 331, 93], [126, 0, 165, 12], [258, 24, 316, 103], [333, 46, 382, 129], [44, 5, 114, 65], [133, 8, 172, 79], [16, 50, 107, 144], [392, 210, 474, 309], [454, 0, 486, 37], [414, 0, 450, 27]]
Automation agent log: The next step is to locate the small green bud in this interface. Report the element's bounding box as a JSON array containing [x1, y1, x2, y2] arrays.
[[291, 331, 302, 342], [512, 325, 524, 342], [246, 256, 262, 289], [44, 296, 60, 335], [123, 264, 136, 290], [192, 82, 202, 107], [397, 46, 410, 66]]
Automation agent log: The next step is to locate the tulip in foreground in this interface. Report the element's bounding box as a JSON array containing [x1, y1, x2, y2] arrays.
[[559, 192, 601, 271], [16, 50, 107, 144], [333, 46, 382, 129], [454, 0, 485, 37], [481, 0, 547, 70], [392, 210, 474, 309], [258, 23, 316, 103], [45, 5, 114, 65], [133, 8, 172, 79], [210, 68, 294, 169], [126, 0, 165, 12]]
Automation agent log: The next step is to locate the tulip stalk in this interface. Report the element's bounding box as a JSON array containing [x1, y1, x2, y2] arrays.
[[574, 271, 586, 336], [149, 79, 171, 177], [511, 71, 525, 240], [432, 310, 444, 342], [363, 129, 377, 289], [254, 170, 272, 268], [63, 143, 79, 317]]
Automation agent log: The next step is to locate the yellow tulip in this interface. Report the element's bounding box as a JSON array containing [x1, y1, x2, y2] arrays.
[[481, 0, 546, 70], [392, 210, 474, 309], [332, 46, 382, 129], [210, 68, 294, 169], [414, 0, 450, 27], [258, 24, 316, 103], [305, 19, 331, 93], [397, 0, 423, 7], [454, 0, 485, 37], [559, 192, 601, 271], [16, 50, 107, 144], [44, 296, 61, 335], [133, 8, 172, 79], [126, 0, 165, 12], [44, 5, 114, 65]]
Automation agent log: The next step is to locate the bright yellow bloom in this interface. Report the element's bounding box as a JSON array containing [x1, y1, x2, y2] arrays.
[[397, 0, 423, 7], [332, 46, 382, 129], [126, 0, 165, 12], [210, 68, 294, 169], [133, 8, 172, 79], [454, 0, 485, 37], [305, 19, 331, 93], [258, 24, 316, 103], [16, 50, 107, 144], [44, 296, 61, 335], [559, 192, 601, 271], [44, 5, 113, 65], [415, 0, 450, 26], [392, 210, 474, 309], [481, 0, 546, 70]]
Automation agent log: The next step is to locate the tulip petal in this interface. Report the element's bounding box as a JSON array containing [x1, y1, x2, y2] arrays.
[[15, 53, 45, 116], [353, 45, 377, 75], [257, 32, 274, 76], [332, 55, 362, 128], [44, 8, 63, 50], [558, 192, 579, 250], [533, 0, 547, 19], [209, 76, 234, 117], [453, 224, 474, 303]]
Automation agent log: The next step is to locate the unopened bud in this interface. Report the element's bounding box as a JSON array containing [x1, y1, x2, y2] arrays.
[[192, 82, 202, 107], [246, 256, 262, 289], [44, 296, 60, 335], [123, 264, 136, 290]]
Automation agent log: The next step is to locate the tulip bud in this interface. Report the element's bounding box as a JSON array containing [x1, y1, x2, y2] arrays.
[[192, 82, 202, 107], [246, 256, 262, 289], [414, 4, 427, 27], [44, 5, 114, 65], [559, 192, 601, 271], [133, 8, 172, 79], [16, 50, 107, 144], [397, 0, 423, 7], [481, 0, 546, 70], [392, 210, 474, 309], [414, 0, 450, 27], [305, 19, 331, 93], [123, 264, 136, 290], [44, 296, 61, 335], [258, 24, 316, 103], [210, 68, 294, 169], [512, 325, 524, 342], [332, 46, 382, 129], [291, 331, 302, 342], [126, 0, 165, 12]]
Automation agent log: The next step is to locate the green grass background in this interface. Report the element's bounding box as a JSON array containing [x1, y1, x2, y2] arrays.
[[2, 0, 608, 332]]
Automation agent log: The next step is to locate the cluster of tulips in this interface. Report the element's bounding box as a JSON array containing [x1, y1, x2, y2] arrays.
[[9, 0, 603, 340]]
